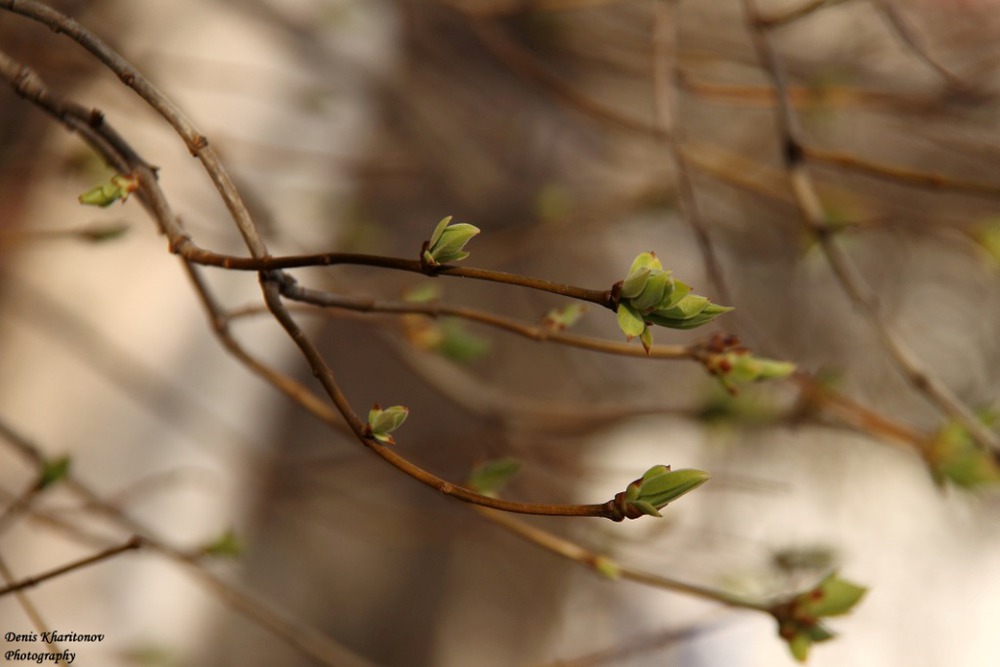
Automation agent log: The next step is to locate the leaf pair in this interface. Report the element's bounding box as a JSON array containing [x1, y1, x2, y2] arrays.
[[422, 216, 481, 267]]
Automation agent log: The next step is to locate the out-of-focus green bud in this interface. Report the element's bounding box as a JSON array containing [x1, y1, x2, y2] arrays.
[[772, 546, 838, 575], [201, 529, 243, 559], [618, 465, 710, 518], [422, 216, 481, 266], [731, 356, 797, 383], [973, 218, 1000, 268], [701, 340, 797, 392], [80, 220, 130, 243], [466, 458, 521, 497], [771, 572, 867, 663], [927, 414, 1000, 488], [593, 556, 622, 580], [403, 282, 442, 304], [798, 573, 868, 618], [788, 632, 812, 662], [36, 455, 71, 491], [403, 316, 491, 363], [541, 303, 587, 331], [367, 404, 409, 445], [435, 320, 491, 362], [78, 173, 140, 207]]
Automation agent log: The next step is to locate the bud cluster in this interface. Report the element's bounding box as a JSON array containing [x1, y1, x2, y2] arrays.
[[615, 252, 732, 351]]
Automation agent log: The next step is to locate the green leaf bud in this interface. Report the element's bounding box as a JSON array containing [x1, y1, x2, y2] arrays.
[[78, 173, 140, 208], [541, 303, 587, 331], [928, 414, 1000, 488], [798, 573, 868, 618], [618, 465, 710, 519], [593, 556, 622, 580], [636, 467, 710, 509], [616, 253, 732, 341], [367, 404, 409, 445], [202, 529, 244, 559], [466, 458, 521, 497], [423, 216, 481, 266]]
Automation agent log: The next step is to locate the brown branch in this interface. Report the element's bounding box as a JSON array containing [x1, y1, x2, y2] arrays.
[[0, 12, 647, 521], [0, 418, 378, 667], [805, 145, 1000, 199], [740, 0, 1000, 454], [652, 1, 734, 310], [476, 507, 769, 611], [278, 280, 692, 360], [260, 273, 630, 520], [0, 552, 69, 666], [463, 13, 667, 138], [0, 0, 268, 259], [0, 536, 142, 598], [756, 0, 853, 28], [870, 0, 976, 93], [172, 245, 616, 308]]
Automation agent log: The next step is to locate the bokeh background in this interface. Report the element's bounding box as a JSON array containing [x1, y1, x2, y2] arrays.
[[2, 1, 1000, 665]]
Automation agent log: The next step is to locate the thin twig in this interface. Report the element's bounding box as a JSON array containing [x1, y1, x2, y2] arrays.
[[870, 0, 975, 93], [0, 417, 378, 667], [757, 0, 853, 28], [0, 22, 647, 522], [179, 248, 616, 309], [0, 553, 69, 666], [651, 1, 734, 310], [476, 507, 769, 611], [740, 0, 999, 455], [0, 0, 268, 259], [260, 273, 630, 520], [805, 145, 1000, 199], [0, 536, 142, 598], [464, 13, 667, 138], [279, 280, 691, 360]]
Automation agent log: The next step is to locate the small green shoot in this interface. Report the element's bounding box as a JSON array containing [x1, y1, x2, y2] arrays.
[[78, 173, 140, 208], [466, 458, 521, 497], [422, 216, 480, 267], [614, 465, 710, 519], [367, 404, 410, 445]]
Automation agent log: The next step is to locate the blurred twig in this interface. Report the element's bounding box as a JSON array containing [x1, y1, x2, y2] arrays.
[[740, 0, 1000, 455]]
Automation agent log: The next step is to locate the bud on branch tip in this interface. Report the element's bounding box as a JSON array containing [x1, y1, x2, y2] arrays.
[[615, 465, 709, 519], [615, 252, 732, 351], [422, 216, 481, 267], [78, 173, 140, 208]]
